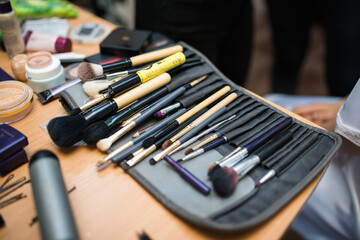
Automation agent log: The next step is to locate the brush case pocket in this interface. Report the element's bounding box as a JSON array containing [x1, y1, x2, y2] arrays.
[[121, 42, 341, 232], [57, 40, 342, 232]]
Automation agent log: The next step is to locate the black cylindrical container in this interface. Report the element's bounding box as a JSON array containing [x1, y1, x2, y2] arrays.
[[29, 150, 79, 240]]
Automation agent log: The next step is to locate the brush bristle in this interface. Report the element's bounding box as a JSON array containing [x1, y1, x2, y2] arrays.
[[83, 121, 110, 144], [96, 138, 112, 152], [120, 161, 130, 171], [70, 108, 81, 115], [184, 148, 193, 155], [47, 114, 87, 147], [77, 62, 103, 82], [211, 167, 238, 197], [207, 164, 220, 178], [82, 80, 111, 96], [149, 158, 157, 165], [162, 140, 173, 149], [142, 137, 155, 148]]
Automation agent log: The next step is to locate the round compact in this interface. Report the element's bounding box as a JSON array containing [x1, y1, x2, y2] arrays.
[[25, 51, 65, 92], [0, 81, 34, 124]]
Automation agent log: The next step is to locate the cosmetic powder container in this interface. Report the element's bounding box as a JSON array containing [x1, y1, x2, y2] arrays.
[[11, 54, 27, 81], [25, 51, 66, 92], [0, 81, 33, 124]]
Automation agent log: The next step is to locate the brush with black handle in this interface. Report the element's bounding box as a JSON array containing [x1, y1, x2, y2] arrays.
[[211, 130, 293, 197], [95, 75, 207, 152], [208, 117, 293, 178], [77, 44, 184, 81], [142, 86, 231, 148], [73, 51, 186, 114], [47, 73, 171, 148], [184, 104, 269, 155], [118, 108, 209, 170], [128, 101, 228, 167], [178, 109, 277, 162], [95, 107, 189, 170]]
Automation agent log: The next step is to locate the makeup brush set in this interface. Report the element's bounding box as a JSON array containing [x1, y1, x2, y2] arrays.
[[46, 41, 341, 232]]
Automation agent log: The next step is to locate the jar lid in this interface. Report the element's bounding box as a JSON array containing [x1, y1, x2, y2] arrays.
[[0, 1, 12, 14], [26, 51, 52, 69], [0, 81, 33, 124], [55, 37, 72, 53]]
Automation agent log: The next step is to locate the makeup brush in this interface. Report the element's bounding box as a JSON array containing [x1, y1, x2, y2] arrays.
[[169, 114, 237, 156], [91, 67, 142, 80], [178, 112, 278, 162], [120, 108, 209, 170], [77, 44, 183, 81], [95, 107, 189, 170], [184, 107, 271, 155], [155, 80, 226, 118], [208, 117, 293, 178], [47, 73, 171, 147], [72, 52, 186, 114], [179, 111, 279, 163], [127, 106, 227, 168], [142, 85, 231, 148], [256, 133, 319, 187], [96, 75, 206, 152], [211, 130, 292, 197], [150, 92, 238, 165], [82, 85, 169, 144]]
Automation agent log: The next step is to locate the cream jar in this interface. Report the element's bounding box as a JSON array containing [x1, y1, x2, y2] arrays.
[[0, 81, 33, 124], [11, 54, 27, 81], [25, 51, 65, 92]]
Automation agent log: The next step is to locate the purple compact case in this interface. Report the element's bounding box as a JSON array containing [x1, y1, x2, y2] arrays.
[[0, 148, 28, 176], [0, 124, 28, 162]]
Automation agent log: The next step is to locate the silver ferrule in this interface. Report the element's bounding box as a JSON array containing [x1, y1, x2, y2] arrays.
[[233, 155, 260, 175], [181, 148, 205, 162], [219, 148, 248, 168]]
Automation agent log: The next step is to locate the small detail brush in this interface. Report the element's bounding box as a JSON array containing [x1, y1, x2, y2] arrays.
[[169, 114, 236, 156], [96, 76, 204, 152], [142, 85, 230, 148], [150, 92, 237, 165], [96, 108, 188, 170], [130, 106, 226, 168]]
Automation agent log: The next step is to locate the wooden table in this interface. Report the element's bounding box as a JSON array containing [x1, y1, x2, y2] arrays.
[[0, 5, 323, 240]]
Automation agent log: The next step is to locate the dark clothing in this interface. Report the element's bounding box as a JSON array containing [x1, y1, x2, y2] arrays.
[[266, 0, 360, 97], [136, 0, 253, 86]]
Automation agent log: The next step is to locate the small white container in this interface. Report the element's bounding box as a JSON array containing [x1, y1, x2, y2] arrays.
[[25, 51, 65, 92]]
